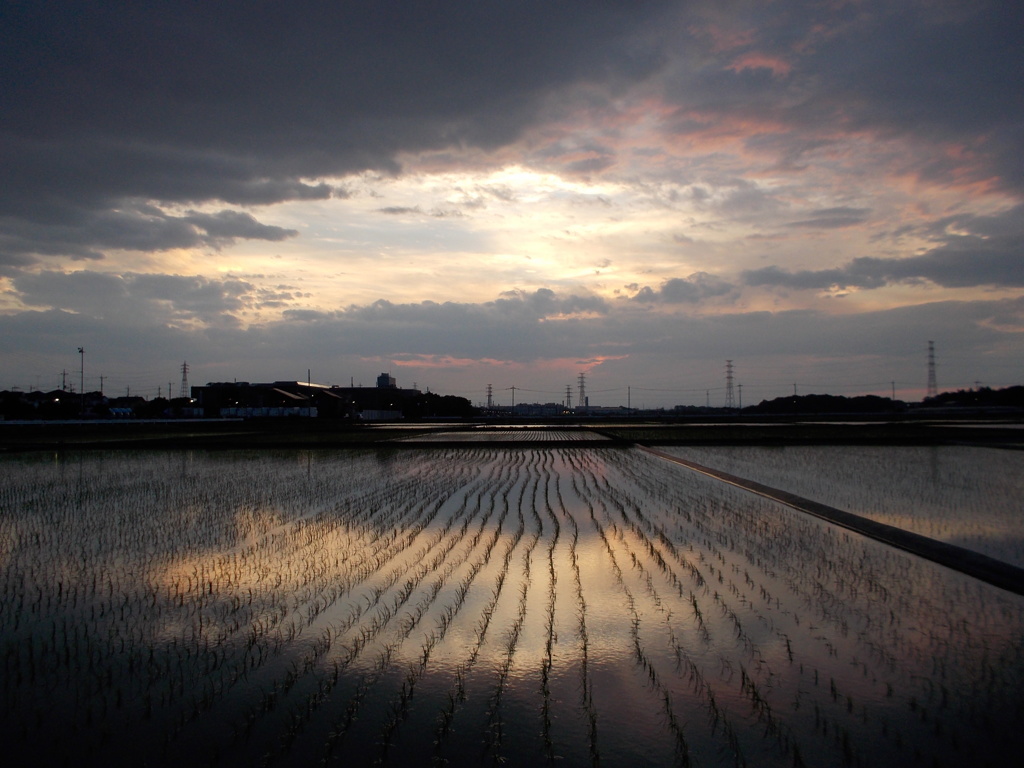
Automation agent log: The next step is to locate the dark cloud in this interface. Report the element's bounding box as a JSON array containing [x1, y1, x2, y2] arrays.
[[0, 250, 50, 276], [271, 288, 610, 363], [1, 2, 1021, 398], [670, 1, 1024, 192], [784, 207, 870, 229], [11, 270, 263, 324], [2, 0, 1020, 265], [326, 288, 608, 332], [181, 210, 297, 243], [377, 207, 422, 216], [565, 156, 617, 175], [4, 286, 1019, 400], [0, 205, 297, 267], [745, 206, 1024, 290], [493, 288, 609, 318], [717, 182, 783, 217], [631, 272, 736, 303], [0, 1, 671, 258]]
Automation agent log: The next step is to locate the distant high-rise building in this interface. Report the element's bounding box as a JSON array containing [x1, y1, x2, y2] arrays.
[[377, 372, 397, 389]]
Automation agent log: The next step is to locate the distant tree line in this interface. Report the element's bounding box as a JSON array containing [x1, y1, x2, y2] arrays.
[[924, 385, 1024, 409], [744, 385, 1023, 415], [402, 392, 476, 419], [744, 393, 903, 415]]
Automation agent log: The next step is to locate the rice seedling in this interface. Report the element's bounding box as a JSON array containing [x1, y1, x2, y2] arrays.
[[1, 443, 1023, 766]]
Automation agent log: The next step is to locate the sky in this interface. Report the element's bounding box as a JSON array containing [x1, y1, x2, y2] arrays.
[[1, 0, 1022, 408]]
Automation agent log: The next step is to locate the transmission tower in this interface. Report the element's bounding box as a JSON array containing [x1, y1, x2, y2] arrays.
[[926, 341, 937, 399], [577, 372, 587, 411], [179, 361, 190, 399], [724, 360, 735, 409]]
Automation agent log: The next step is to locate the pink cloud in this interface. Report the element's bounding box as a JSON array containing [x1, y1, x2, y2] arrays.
[[726, 53, 793, 77]]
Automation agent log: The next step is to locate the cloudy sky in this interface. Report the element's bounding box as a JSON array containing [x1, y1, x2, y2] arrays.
[[2, 0, 1021, 407]]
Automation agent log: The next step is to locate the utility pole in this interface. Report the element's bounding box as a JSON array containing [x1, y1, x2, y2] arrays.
[[738, 383, 743, 410], [99, 375, 105, 396], [510, 386, 516, 413], [891, 381, 896, 401], [627, 386, 631, 413]]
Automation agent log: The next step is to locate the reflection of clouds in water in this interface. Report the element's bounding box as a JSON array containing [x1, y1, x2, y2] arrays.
[[1, 447, 1023, 765], [665, 445, 1024, 567]]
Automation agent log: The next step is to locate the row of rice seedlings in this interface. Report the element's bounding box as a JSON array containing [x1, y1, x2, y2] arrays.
[[663, 445, 1024, 567], [616, 453, 890, 756], [430, 456, 537, 764], [6, 445, 1024, 764], [589, 448, 794, 764], [569, 451, 768, 765], [454, 452, 540, 760], [159, 459, 468, 758], [3, 450, 495, 763], [534, 450, 562, 763], [481, 498, 542, 762], [574, 450, 885, 763], [611, 447, 1024, 764], [361, 459, 532, 763], [224, 453, 504, 763], [0, 452, 400, 757], [554, 468, 602, 768], [182, 462, 464, 738], [588, 504, 693, 768]]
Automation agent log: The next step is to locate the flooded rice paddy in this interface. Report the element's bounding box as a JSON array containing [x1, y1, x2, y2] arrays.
[[661, 445, 1024, 568], [399, 428, 611, 442], [1, 446, 1023, 766]]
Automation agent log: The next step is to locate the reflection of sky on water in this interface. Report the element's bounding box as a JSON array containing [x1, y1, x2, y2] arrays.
[[1, 448, 1023, 765], [664, 445, 1024, 567]]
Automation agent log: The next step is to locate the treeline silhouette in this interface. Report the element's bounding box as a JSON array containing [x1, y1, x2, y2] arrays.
[[745, 385, 1023, 415]]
